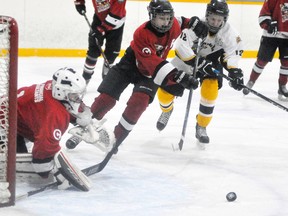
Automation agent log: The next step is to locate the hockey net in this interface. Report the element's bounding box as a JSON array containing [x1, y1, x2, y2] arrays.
[[0, 16, 18, 207]]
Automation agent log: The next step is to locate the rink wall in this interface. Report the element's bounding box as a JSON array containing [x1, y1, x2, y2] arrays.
[[2, 0, 270, 58]]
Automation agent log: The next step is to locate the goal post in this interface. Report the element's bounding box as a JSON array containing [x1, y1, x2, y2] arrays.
[[0, 16, 18, 207]]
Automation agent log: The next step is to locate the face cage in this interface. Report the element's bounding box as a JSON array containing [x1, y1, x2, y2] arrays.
[[150, 13, 174, 33], [206, 12, 226, 34], [67, 92, 85, 103]]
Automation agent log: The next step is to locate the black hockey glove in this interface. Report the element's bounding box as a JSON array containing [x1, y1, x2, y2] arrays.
[[189, 16, 208, 39], [75, 4, 86, 15], [174, 70, 199, 90], [90, 26, 105, 41], [228, 68, 244, 91], [267, 20, 278, 35], [197, 57, 218, 78]]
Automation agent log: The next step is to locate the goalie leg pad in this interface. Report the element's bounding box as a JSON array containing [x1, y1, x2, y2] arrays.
[[54, 151, 91, 191]]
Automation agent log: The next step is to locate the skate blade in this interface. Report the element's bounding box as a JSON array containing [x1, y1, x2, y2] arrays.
[[278, 94, 288, 102], [196, 140, 207, 150]]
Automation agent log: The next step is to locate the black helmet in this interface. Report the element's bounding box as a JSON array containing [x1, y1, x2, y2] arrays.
[[147, 0, 174, 33], [206, 0, 229, 33]]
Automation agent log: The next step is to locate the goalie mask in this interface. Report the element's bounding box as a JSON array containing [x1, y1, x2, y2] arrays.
[[147, 0, 174, 33], [206, 0, 229, 34], [52, 67, 86, 115]]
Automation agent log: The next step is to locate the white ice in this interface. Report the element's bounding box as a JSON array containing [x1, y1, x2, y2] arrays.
[[1, 57, 288, 216]]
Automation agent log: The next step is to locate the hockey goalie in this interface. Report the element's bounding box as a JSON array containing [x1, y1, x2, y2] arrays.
[[0, 67, 98, 191]]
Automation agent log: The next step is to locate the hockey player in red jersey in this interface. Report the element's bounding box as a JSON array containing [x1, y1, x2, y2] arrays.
[[11, 68, 93, 191], [68, 0, 208, 151], [74, 0, 127, 80], [243, 0, 288, 100]]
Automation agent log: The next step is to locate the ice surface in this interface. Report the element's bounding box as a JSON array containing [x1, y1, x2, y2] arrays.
[[1, 57, 288, 216]]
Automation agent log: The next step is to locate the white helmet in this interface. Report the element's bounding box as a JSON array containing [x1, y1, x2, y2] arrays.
[[52, 67, 86, 114]]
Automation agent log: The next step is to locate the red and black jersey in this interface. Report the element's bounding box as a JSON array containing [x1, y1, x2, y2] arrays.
[[130, 17, 190, 86], [259, 0, 288, 37], [75, 0, 126, 31], [17, 80, 71, 160]]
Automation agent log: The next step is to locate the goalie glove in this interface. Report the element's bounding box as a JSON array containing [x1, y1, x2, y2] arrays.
[[68, 120, 115, 152], [174, 70, 199, 90], [228, 68, 244, 91]]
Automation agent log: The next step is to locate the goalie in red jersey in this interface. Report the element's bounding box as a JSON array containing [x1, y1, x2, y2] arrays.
[[0, 67, 94, 191], [74, 0, 127, 80], [68, 0, 208, 153]]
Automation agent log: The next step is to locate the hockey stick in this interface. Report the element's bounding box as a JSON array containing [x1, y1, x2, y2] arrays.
[[176, 38, 203, 151], [16, 162, 104, 201], [82, 12, 110, 67], [220, 73, 288, 112]]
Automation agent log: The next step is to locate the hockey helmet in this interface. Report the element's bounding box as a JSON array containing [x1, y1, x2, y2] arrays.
[[206, 0, 229, 33], [147, 0, 174, 33], [52, 67, 86, 112]]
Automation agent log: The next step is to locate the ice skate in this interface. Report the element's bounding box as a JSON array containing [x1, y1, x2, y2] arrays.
[[195, 123, 209, 150], [195, 123, 209, 143], [156, 108, 173, 131], [278, 84, 288, 101], [242, 80, 254, 95]]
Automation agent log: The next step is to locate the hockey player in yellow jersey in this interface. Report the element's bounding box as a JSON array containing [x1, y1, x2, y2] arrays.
[[156, 0, 244, 145]]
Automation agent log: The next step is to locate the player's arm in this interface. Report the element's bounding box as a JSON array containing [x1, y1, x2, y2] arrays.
[[100, 0, 126, 32], [221, 29, 244, 90], [258, 0, 278, 34], [132, 30, 198, 90]]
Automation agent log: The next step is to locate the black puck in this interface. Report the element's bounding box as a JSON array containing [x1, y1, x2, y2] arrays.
[[226, 192, 237, 202]]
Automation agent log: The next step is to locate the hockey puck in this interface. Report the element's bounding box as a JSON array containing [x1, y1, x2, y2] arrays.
[[226, 192, 237, 202]]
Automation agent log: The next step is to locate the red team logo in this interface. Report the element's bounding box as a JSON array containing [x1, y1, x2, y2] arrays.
[[53, 129, 62, 141]]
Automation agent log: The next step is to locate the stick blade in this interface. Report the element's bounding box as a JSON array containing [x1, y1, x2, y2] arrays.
[[178, 139, 184, 151]]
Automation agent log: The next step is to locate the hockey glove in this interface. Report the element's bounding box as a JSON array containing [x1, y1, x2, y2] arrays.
[[90, 26, 105, 42], [174, 70, 199, 90], [260, 19, 278, 35], [228, 68, 244, 91], [189, 16, 208, 39], [197, 57, 217, 78], [75, 4, 86, 15], [267, 20, 278, 35]]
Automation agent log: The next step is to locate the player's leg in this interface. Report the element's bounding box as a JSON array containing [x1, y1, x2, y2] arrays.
[[195, 78, 218, 144], [102, 26, 124, 78], [243, 36, 276, 95], [83, 14, 104, 83], [277, 39, 288, 100], [156, 88, 175, 131]]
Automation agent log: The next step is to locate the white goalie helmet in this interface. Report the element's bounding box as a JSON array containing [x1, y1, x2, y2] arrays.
[[52, 67, 86, 114]]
